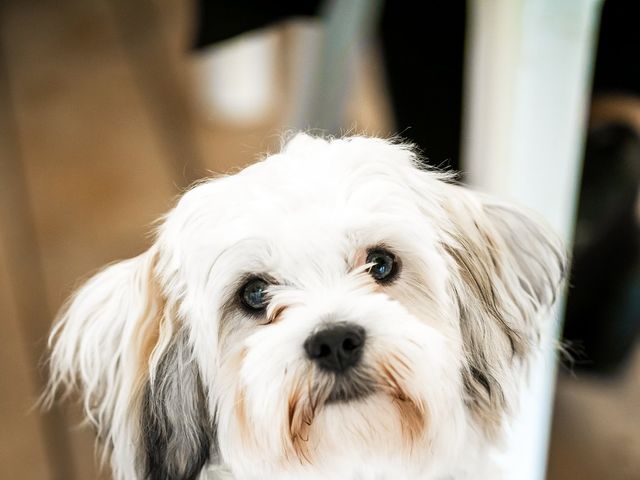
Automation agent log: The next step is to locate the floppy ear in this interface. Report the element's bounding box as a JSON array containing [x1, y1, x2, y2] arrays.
[[440, 186, 567, 436], [141, 328, 214, 480], [45, 248, 214, 479]]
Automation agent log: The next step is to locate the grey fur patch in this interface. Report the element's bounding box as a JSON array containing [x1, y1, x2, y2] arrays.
[[141, 329, 216, 480], [445, 199, 566, 437]]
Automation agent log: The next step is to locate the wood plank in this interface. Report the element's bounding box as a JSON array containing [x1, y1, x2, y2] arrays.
[[0, 13, 76, 479], [0, 0, 180, 477]]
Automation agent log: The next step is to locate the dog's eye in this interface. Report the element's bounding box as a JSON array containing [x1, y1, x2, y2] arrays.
[[240, 277, 270, 311], [366, 248, 399, 283]]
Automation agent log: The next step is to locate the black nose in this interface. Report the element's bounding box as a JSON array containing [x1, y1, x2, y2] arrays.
[[304, 323, 366, 373]]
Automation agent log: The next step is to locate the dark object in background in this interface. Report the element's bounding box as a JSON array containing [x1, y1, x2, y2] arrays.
[[379, 2, 465, 170], [193, 1, 319, 47], [564, 123, 640, 373], [562, 0, 640, 374], [592, 0, 640, 97]]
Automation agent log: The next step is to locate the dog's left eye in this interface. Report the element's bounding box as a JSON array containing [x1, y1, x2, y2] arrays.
[[366, 248, 399, 283], [240, 277, 270, 311]]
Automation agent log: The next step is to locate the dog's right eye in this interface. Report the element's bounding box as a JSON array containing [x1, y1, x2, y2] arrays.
[[366, 248, 399, 283], [240, 277, 270, 311]]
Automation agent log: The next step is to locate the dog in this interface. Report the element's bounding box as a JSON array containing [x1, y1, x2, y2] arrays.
[[45, 134, 566, 479]]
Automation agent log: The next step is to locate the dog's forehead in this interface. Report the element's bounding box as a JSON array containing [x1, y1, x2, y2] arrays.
[[163, 136, 432, 262]]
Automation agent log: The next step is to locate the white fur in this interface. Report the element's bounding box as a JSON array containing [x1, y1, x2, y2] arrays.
[[45, 134, 565, 479]]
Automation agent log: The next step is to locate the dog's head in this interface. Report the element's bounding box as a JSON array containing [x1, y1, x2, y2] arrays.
[[46, 134, 566, 479]]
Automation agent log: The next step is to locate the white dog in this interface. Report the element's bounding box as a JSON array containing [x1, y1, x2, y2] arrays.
[[45, 134, 566, 479]]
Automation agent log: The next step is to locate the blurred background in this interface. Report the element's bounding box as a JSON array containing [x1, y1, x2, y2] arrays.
[[0, 0, 638, 478]]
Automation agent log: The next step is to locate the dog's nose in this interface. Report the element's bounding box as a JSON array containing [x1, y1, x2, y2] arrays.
[[304, 323, 366, 373]]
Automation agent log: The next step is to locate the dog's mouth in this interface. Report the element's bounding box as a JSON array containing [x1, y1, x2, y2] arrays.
[[286, 359, 426, 462], [325, 370, 376, 404]]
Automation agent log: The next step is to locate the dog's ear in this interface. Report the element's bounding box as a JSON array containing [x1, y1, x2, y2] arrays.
[[141, 328, 213, 480], [46, 250, 160, 477], [45, 248, 214, 479], [439, 186, 567, 435]]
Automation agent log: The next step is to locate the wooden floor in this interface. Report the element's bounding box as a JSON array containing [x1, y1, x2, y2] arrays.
[[548, 349, 640, 480], [0, 0, 637, 478]]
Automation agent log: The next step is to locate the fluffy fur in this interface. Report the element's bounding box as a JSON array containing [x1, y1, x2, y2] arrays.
[[44, 134, 566, 479]]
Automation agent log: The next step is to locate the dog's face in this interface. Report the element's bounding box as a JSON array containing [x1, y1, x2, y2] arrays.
[[46, 134, 566, 480]]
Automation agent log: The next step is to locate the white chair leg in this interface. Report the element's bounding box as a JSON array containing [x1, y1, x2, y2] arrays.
[[462, 0, 604, 478]]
